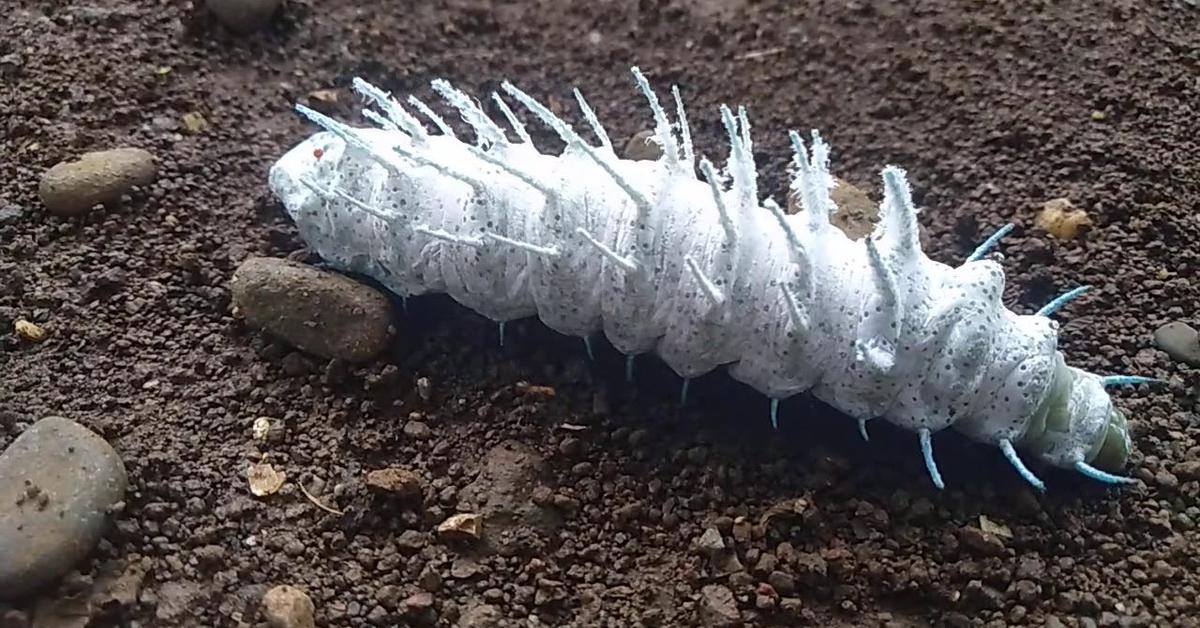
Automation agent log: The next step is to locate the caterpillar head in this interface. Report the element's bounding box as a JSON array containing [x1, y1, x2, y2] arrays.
[[1020, 354, 1134, 482]]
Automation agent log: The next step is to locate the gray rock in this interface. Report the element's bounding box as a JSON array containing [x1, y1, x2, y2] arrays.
[[0, 203, 25, 226], [1154, 321, 1200, 366], [0, 416, 127, 600], [458, 603, 502, 628], [155, 580, 212, 625], [694, 527, 725, 554], [767, 570, 796, 595], [699, 584, 742, 627], [38, 148, 156, 217], [231, 257, 393, 363], [205, 0, 282, 33]]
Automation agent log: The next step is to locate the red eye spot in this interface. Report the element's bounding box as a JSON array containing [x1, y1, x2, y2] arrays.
[[313, 148, 324, 160]]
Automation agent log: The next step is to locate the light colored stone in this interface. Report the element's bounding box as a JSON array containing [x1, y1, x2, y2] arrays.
[[39, 148, 156, 216], [231, 257, 393, 363], [1154, 321, 1200, 367], [1036, 197, 1092, 240], [694, 527, 724, 554], [14, 319, 46, 343], [247, 462, 285, 497], [699, 584, 742, 627], [787, 177, 873, 237], [261, 585, 315, 628], [0, 417, 127, 600]]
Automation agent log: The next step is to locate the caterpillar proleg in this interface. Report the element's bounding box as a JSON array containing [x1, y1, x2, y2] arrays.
[[268, 68, 1159, 491]]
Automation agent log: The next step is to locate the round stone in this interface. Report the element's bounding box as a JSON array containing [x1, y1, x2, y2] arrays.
[[231, 257, 394, 363], [0, 416, 127, 600], [38, 148, 156, 217]]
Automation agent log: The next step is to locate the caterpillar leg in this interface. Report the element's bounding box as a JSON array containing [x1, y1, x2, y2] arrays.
[[1074, 460, 1139, 486], [625, 355, 635, 383], [680, 378, 690, 405], [1036, 285, 1090, 317], [857, 418, 870, 442], [1102, 375, 1162, 387], [770, 398, 780, 430], [499, 321, 506, 348], [919, 428, 946, 490], [999, 439, 1046, 492], [583, 336, 595, 361], [965, 222, 1016, 263]]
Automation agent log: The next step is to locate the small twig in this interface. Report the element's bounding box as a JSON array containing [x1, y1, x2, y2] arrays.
[[739, 47, 787, 60], [299, 482, 344, 516]]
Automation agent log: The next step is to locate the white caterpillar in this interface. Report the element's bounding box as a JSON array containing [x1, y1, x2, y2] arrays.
[[268, 68, 1158, 491]]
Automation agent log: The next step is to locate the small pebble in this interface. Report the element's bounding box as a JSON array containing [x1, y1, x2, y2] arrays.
[[1153, 321, 1200, 366], [38, 147, 156, 217], [768, 570, 796, 595], [698, 584, 742, 627], [403, 420, 432, 440], [1036, 197, 1092, 240], [959, 525, 1006, 557], [261, 584, 315, 628], [622, 130, 663, 161], [459, 604, 503, 628], [788, 177, 874, 240], [13, 319, 46, 343], [0, 203, 25, 226], [365, 467, 424, 500], [558, 437, 583, 458], [231, 257, 393, 363]]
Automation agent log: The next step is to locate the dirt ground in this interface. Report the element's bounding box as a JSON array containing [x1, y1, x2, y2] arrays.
[[2, 0, 1199, 626]]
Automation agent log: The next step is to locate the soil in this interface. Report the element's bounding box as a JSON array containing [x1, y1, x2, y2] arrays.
[[2, 1, 1199, 627]]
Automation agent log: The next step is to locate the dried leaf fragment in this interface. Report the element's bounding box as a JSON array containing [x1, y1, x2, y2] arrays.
[[759, 496, 812, 528], [979, 514, 1013, 539], [247, 462, 285, 496], [14, 319, 46, 342], [307, 89, 341, 114], [436, 513, 483, 542]]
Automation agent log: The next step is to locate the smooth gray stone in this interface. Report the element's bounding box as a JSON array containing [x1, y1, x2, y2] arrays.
[[1154, 321, 1200, 367], [0, 416, 127, 600]]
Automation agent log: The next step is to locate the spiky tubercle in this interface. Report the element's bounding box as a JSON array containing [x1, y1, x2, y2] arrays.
[[269, 68, 1150, 491]]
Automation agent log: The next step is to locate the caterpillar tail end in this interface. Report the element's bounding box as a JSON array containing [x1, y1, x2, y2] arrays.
[[1018, 360, 1139, 488], [1084, 406, 1135, 480]]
